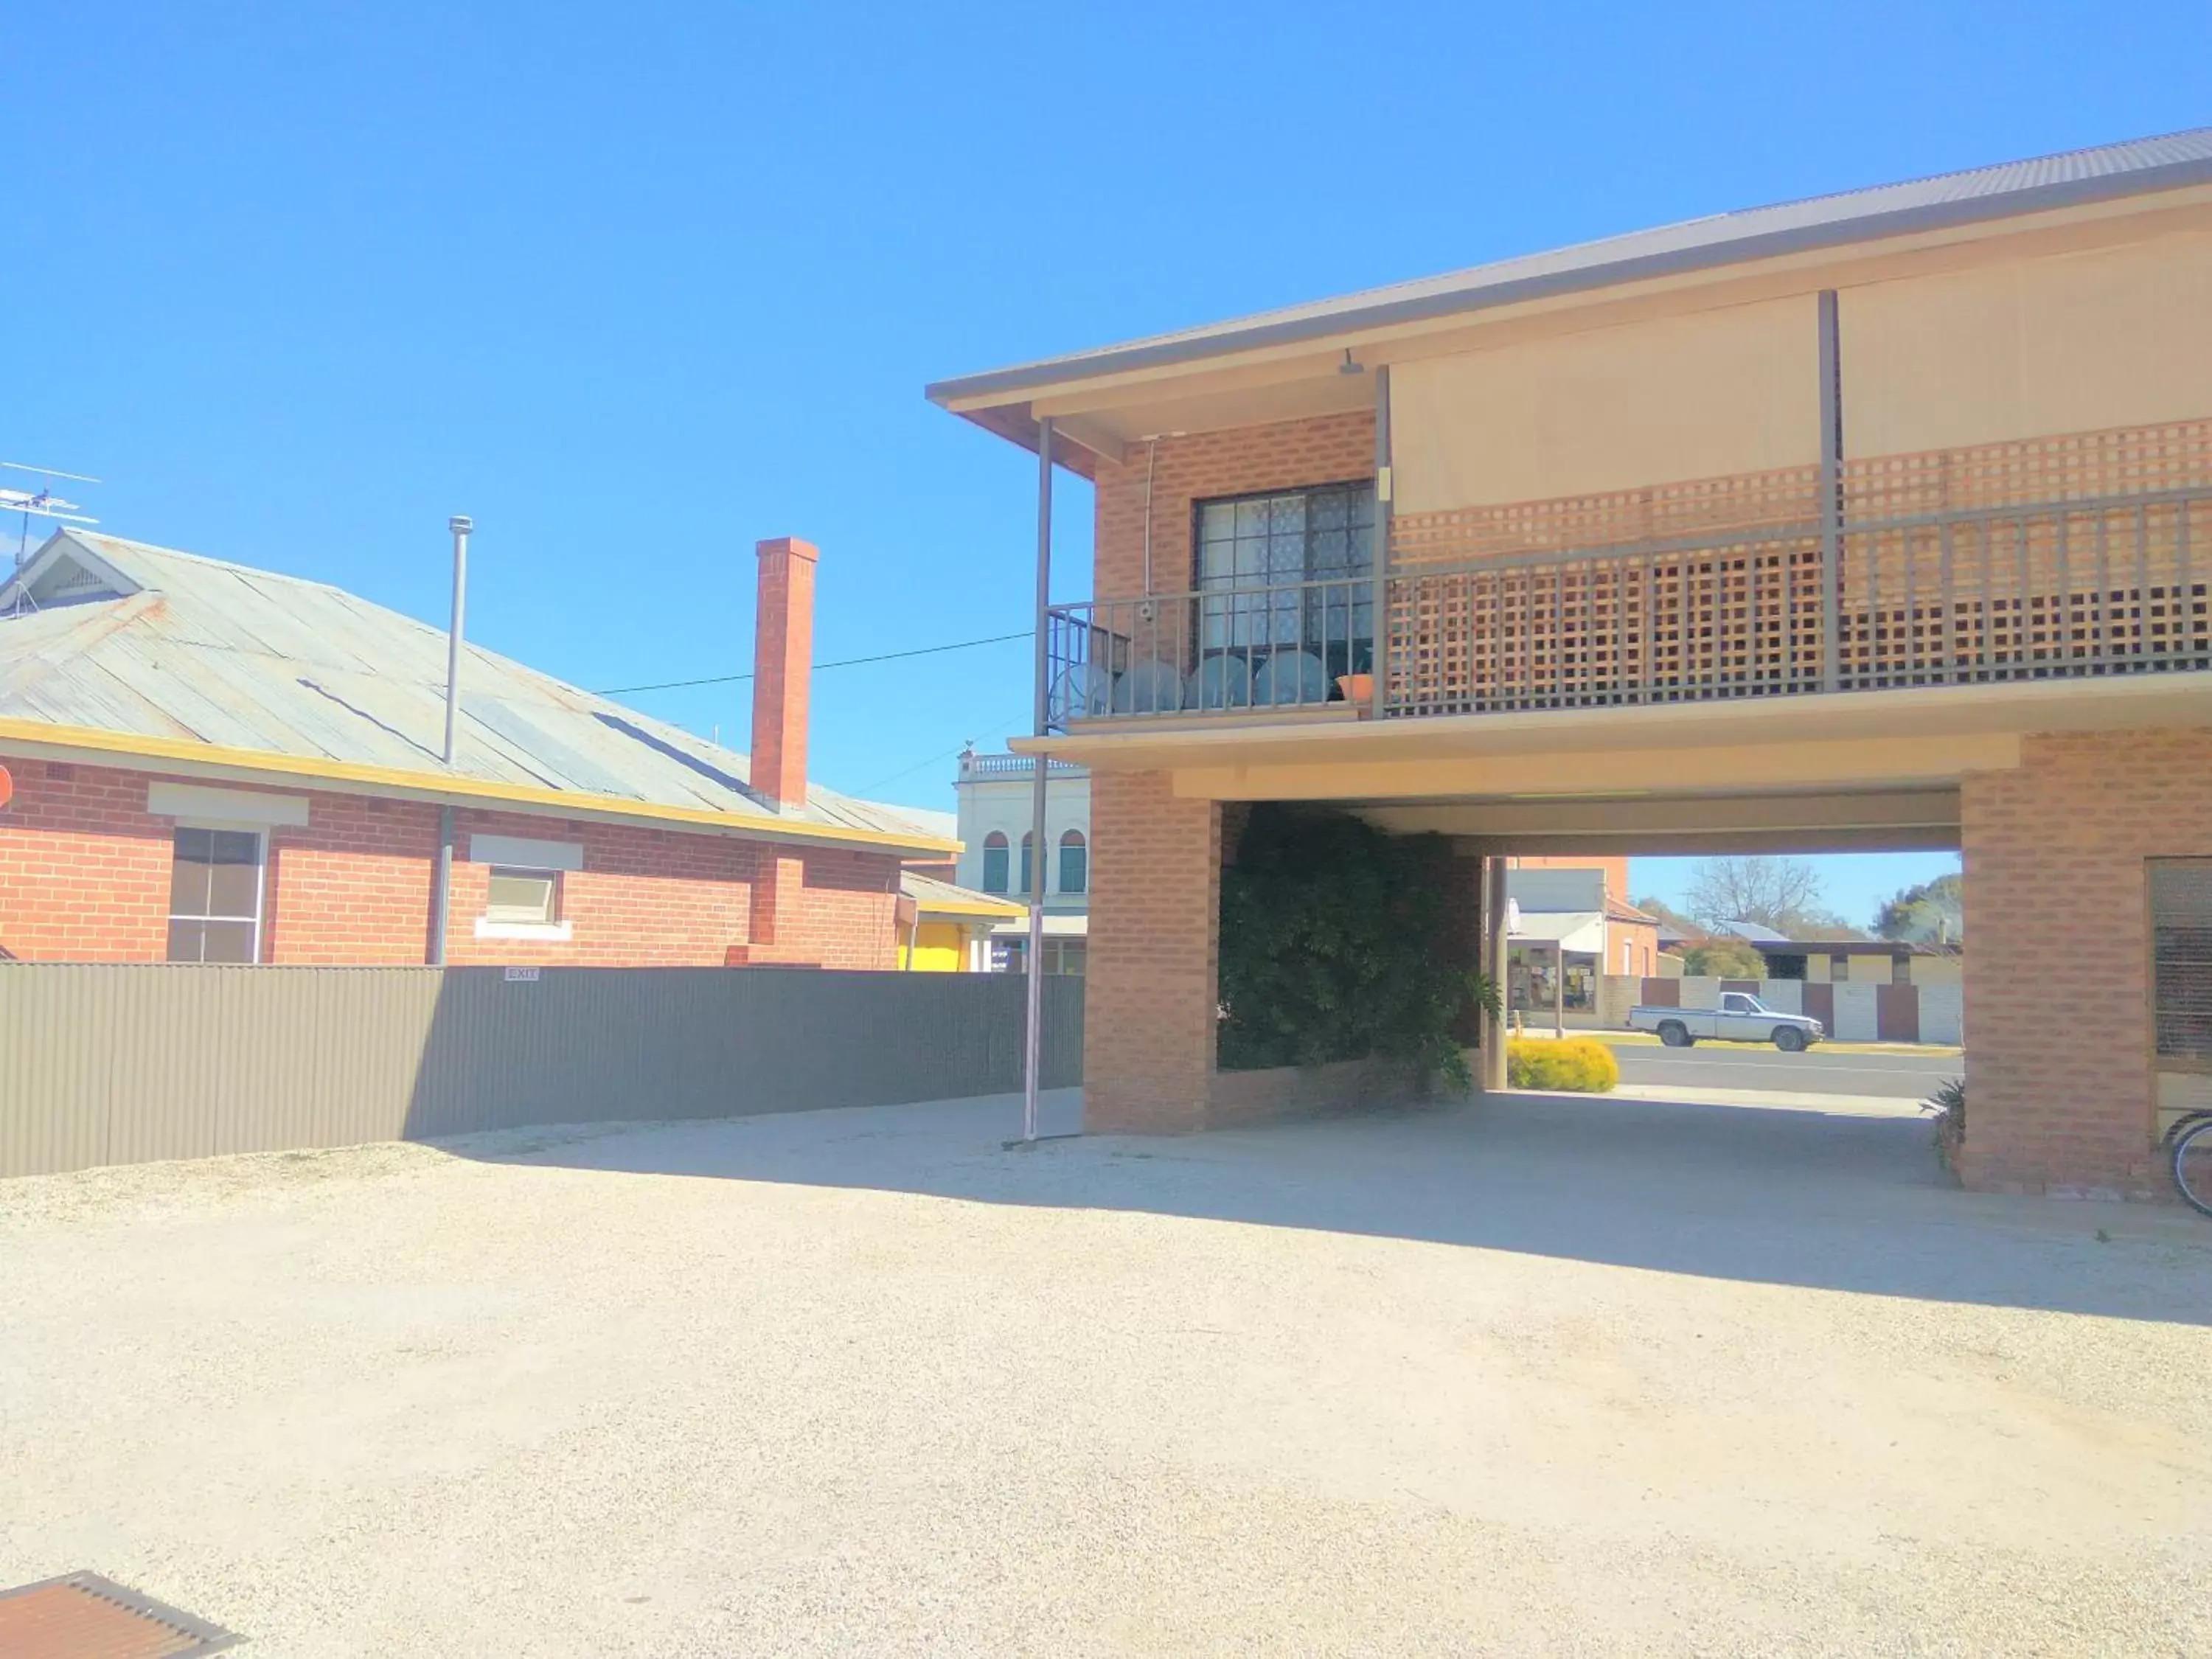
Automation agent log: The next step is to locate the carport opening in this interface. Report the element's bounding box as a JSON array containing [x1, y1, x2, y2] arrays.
[[1493, 843, 1966, 1161]]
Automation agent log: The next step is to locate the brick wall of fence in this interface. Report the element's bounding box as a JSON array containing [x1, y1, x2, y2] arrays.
[[0, 964, 1085, 1178]]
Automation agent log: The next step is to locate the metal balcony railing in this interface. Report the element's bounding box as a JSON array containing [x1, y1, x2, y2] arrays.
[[1044, 485, 2212, 730]]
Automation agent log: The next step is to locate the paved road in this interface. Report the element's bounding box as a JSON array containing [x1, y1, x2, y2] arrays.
[[1612, 1043, 1960, 1099]]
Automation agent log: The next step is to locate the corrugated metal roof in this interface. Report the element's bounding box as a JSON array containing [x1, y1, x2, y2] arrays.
[[901, 870, 1027, 919], [0, 529, 950, 851], [928, 126, 2212, 406]]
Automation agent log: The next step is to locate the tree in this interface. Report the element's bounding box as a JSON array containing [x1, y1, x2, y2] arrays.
[[1876, 872, 1964, 943], [1683, 857, 1826, 933], [1632, 894, 1697, 932], [1680, 939, 1769, 978]]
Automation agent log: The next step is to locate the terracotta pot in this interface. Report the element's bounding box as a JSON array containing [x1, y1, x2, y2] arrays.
[[1336, 672, 1374, 706]]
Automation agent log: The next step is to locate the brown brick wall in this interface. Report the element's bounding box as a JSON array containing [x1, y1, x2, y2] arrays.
[[1084, 770, 1223, 1132], [1092, 411, 1377, 601], [1961, 728, 2212, 1196], [0, 754, 902, 970]]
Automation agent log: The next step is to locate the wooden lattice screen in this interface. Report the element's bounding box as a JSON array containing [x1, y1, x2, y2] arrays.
[[1387, 418, 2212, 716]]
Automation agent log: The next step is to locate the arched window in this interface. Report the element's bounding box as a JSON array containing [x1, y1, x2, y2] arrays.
[[981, 832, 1009, 894], [1058, 830, 1088, 895], [1019, 832, 1034, 900]]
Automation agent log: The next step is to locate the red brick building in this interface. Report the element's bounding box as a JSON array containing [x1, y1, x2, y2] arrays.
[[930, 128, 2212, 1196], [0, 530, 953, 967]]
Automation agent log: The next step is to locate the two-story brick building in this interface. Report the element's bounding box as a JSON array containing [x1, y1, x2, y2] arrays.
[[0, 529, 956, 967], [931, 128, 2212, 1196]]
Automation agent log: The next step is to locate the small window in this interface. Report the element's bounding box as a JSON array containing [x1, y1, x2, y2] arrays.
[[1058, 830, 1088, 896], [486, 867, 560, 925], [167, 827, 263, 962], [981, 832, 1009, 895], [1020, 832, 1034, 900], [1891, 955, 1912, 985], [2152, 860, 2212, 1069], [1830, 953, 1852, 982]]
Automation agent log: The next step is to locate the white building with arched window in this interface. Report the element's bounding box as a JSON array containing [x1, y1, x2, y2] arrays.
[[953, 750, 1089, 975]]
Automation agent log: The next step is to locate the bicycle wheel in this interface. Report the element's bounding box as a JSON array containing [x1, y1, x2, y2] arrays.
[[2173, 1116, 2212, 1219]]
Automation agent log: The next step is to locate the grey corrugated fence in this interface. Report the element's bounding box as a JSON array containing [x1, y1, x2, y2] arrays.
[[0, 965, 1085, 1178]]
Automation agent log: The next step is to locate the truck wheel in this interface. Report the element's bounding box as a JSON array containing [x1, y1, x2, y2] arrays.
[[1658, 1020, 1692, 1048], [1773, 1027, 1807, 1052]]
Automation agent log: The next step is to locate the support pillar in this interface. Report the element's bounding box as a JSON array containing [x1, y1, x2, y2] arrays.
[[1083, 771, 1223, 1133]]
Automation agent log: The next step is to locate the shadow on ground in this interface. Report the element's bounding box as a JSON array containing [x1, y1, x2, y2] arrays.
[[451, 1086, 2212, 1326]]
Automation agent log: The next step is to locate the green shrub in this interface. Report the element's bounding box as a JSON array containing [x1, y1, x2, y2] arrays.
[[1506, 1037, 1621, 1093], [1217, 804, 1498, 1092], [1680, 939, 1769, 978]]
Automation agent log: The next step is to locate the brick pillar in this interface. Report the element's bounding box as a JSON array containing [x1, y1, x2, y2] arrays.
[[1958, 730, 2212, 1196], [1085, 771, 1225, 1133], [751, 537, 818, 811]]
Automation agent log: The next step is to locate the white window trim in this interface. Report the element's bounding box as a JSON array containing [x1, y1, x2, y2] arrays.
[[469, 833, 584, 872], [474, 917, 574, 942], [167, 821, 268, 964]]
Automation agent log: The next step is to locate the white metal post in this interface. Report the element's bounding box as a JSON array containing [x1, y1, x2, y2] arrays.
[[1482, 855, 1509, 1092], [442, 515, 472, 766], [1022, 418, 1055, 1143]]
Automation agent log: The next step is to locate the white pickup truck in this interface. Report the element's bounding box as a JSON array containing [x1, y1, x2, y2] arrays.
[[1627, 992, 1825, 1051]]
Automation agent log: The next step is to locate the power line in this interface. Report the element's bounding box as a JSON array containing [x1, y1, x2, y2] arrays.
[[852, 712, 1029, 798], [597, 630, 1029, 696]]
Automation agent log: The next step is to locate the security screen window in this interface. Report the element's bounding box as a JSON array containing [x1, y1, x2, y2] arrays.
[[2152, 859, 2212, 1070], [167, 827, 262, 962], [1194, 482, 1375, 664]]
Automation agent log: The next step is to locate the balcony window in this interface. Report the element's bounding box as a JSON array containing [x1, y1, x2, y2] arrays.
[[1194, 482, 1374, 667], [1058, 830, 1087, 896], [1019, 832, 1034, 900], [981, 832, 1009, 895]]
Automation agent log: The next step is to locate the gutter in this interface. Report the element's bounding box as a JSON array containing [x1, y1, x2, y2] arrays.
[[0, 716, 960, 859]]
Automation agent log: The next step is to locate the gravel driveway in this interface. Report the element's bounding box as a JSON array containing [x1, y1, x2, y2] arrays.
[[4, 1088, 2208, 1657]]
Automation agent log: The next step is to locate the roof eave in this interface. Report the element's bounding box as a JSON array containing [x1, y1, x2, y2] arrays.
[[0, 715, 960, 858], [924, 153, 2212, 416]]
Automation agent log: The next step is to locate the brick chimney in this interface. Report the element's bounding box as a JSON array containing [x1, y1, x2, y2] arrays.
[[750, 536, 818, 811]]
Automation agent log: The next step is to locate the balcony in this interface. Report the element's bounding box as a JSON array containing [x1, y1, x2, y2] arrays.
[[1048, 479, 2212, 733]]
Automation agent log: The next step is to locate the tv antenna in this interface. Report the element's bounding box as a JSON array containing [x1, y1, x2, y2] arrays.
[[2, 462, 101, 572]]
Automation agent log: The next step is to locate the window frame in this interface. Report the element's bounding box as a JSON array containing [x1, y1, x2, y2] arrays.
[[1189, 479, 1379, 669], [484, 866, 562, 926], [165, 822, 268, 964], [1057, 830, 1088, 897], [473, 863, 575, 940], [2150, 858, 2212, 1075], [980, 832, 1010, 896]]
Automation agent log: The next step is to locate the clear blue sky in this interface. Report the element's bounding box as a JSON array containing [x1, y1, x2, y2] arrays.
[[7, 4, 2202, 902]]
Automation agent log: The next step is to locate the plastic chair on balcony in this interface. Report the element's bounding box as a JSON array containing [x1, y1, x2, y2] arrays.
[[1185, 654, 1253, 712], [1110, 658, 1184, 714], [1251, 649, 1326, 707], [1053, 661, 1112, 721]]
